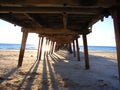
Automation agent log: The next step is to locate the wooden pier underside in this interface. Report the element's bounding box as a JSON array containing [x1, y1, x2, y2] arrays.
[[0, 0, 120, 80]]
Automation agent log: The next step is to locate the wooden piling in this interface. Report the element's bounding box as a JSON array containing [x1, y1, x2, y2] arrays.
[[51, 42, 55, 54], [18, 30, 28, 67], [37, 37, 41, 60], [73, 40, 76, 57], [68, 42, 73, 53], [76, 38, 80, 61], [45, 38, 48, 56], [50, 41, 53, 54], [82, 34, 90, 69], [38, 37, 44, 60], [111, 9, 120, 80]]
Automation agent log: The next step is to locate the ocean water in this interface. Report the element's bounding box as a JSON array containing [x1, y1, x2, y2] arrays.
[[0, 43, 38, 50], [80, 46, 116, 52], [0, 43, 116, 52]]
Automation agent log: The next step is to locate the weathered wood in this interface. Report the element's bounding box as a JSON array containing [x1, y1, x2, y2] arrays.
[[82, 34, 90, 69], [37, 37, 42, 60], [44, 38, 48, 56], [18, 31, 28, 67], [53, 42, 56, 52], [50, 41, 53, 54], [23, 28, 78, 35], [47, 39, 50, 55], [0, 6, 103, 14], [49, 41, 53, 54], [111, 9, 120, 80], [43, 37, 47, 58], [76, 38, 80, 61], [68, 43, 73, 53], [47, 40, 51, 55], [0, 0, 115, 7], [73, 40, 76, 57], [63, 12, 67, 29], [51, 42, 55, 54], [38, 37, 44, 60]]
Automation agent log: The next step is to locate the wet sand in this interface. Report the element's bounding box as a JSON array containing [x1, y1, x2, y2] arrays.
[[0, 50, 120, 90]]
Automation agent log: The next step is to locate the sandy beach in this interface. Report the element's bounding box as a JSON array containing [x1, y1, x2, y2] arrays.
[[0, 50, 120, 90]]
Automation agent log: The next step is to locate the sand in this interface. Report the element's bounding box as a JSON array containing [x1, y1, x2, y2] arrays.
[[0, 50, 120, 90]]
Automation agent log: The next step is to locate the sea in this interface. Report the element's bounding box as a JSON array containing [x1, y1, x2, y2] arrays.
[[0, 43, 116, 52]]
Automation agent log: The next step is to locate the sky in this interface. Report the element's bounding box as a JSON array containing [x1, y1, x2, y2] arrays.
[[0, 16, 116, 46]]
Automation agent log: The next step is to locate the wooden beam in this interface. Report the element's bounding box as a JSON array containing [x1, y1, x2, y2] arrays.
[[23, 28, 78, 35], [110, 9, 120, 80], [24, 13, 42, 28], [18, 30, 28, 67], [73, 40, 76, 57], [63, 12, 67, 29], [82, 34, 90, 69], [0, 0, 116, 7], [76, 38, 80, 61], [0, 6, 103, 14]]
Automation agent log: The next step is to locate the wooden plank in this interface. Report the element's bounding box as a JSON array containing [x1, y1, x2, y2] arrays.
[[76, 38, 80, 61], [73, 40, 76, 57], [111, 9, 120, 80], [18, 30, 28, 67], [82, 34, 90, 69]]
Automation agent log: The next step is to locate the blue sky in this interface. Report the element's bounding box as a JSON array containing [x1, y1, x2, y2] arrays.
[[0, 16, 116, 46]]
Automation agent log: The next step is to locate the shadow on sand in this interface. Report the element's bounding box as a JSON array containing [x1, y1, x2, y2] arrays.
[[0, 50, 120, 90]]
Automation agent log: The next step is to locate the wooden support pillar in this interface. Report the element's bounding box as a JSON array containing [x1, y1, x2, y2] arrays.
[[73, 40, 76, 57], [54, 42, 58, 52], [111, 9, 120, 80], [38, 37, 44, 60], [18, 30, 28, 67], [68, 42, 73, 54], [48, 40, 51, 55], [49, 41, 53, 54], [55, 43, 58, 51], [43, 37, 47, 58], [47, 39, 50, 55], [45, 38, 48, 56], [49, 41, 51, 54], [37, 37, 42, 60], [76, 38, 80, 61], [51, 42, 55, 54], [82, 34, 90, 69]]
